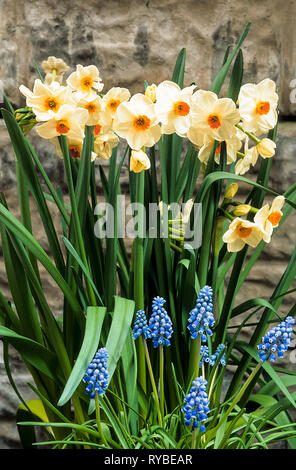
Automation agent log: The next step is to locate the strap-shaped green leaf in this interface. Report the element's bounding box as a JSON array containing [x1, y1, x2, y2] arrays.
[[0, 326, 62, 381], [1, 108, 65, 274], [0, 202, 80, 314], [58, 306, 106, 406], [106, 296, 135, 379], [210, 22, 250, 94]]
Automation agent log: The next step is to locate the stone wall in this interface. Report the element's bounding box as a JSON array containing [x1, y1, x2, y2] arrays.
[[0, 0, 296, 448]]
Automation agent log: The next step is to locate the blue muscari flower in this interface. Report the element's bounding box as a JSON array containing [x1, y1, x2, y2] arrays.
[[258, 316, 295, 362], [132, 310, 151, 340], [208, 344, 227, 366], [149, 297, 173, 348], [182, 377, 210, 432], [83, 348, 109, 398], [199, 344, 227, 367], [188, 286, 215, 342], [199, 345, 210, 367]]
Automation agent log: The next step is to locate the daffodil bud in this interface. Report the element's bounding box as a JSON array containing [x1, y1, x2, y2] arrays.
[[130, 149, 151, 173], [224, 183, 239, 199], [145, 84, 157, 103], [255, 138, 276, 158], [232, 204, 251, 216]]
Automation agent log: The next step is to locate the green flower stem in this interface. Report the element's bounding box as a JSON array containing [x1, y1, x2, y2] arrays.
[[197, 195, 215, 286], [219, 208, 235, 221], [142, 338, 162, 426], [95, 392, 108, 447], [236, 124, 261, 145], [133, 171, 146, 395], [208, 367, 218, 401], [170, 242, 183, 253], [169, 234, 184, 242], [216, 361, 262, 431], [236, 151, 245, 159], [191, 428, 197, 449], [187, 335, 201, 386], [169, 227, 185, 236], [159, 345, 164, 422], [59, 136, 96, 307], [211, 216, 224, 298]]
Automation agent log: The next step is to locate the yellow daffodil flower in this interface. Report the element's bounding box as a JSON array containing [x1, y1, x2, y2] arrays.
[[113, 94, 161, 150], [238, 79, 278, 134], [67, 64, 104, 99], [187, 90, 240, 145], [254, 196, 285, 243], [102, 87, 131, 121], [222, 217, 265, 252], [155, 80, 195, 135], [145, 84, 157, 103], [19, 79, 73, 122], [130, 149, 151, 173], [35, 104, 88, 141]]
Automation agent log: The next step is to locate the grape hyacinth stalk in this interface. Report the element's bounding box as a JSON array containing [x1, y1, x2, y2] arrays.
[[149, 297, 173, 421], [207, 344, 227, 401], [83, 348, 109, 446], [132, 308, 162, 426], [182, 377, 210, 449], [132, 310, 151, 340], [83, 348, 109, 398], [187, 286, 215, 384], [199, 344, 227, 367], [258, 316, 295, 362], [216, 316, 295, 433]]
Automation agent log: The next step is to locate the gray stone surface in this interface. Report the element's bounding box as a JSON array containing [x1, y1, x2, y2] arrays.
[[0, 0, 296, 114]]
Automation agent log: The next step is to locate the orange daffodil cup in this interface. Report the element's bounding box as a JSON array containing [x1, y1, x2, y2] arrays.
[[18, 55, 283, 254]]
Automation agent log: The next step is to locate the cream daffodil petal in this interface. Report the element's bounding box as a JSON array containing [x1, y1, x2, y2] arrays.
[[270, 195, 285, 213]]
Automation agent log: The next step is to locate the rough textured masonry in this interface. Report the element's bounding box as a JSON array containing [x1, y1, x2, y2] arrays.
[[0, 0, 296, 448]]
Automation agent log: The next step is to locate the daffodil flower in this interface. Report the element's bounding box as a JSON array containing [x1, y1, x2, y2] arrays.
[[19, 79, 73, 122], [238, 79, 278, 134], [35, 104, 88, 141], [155, 80, 195, 135], [67, 64, 104, 99], [52, 136, 96, 161], [102, 87, 131, 121], [41, 56, 70, 85], [130, 149, 151, 173], [113, 94, 161, 150], [198, 134, 242, 165], [254, 196, 285, 243], [222, 217, 265, 252], [187, 90, 240, 145], [145, 84, 157, 103], [254, 138, 276, 159], [94, 130, 119, 160], [73, 94, 103, 126]]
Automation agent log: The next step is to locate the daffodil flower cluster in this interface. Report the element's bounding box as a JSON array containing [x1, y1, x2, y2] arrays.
[[18, 57, 284, 255], [19, 57, 278, 175]]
